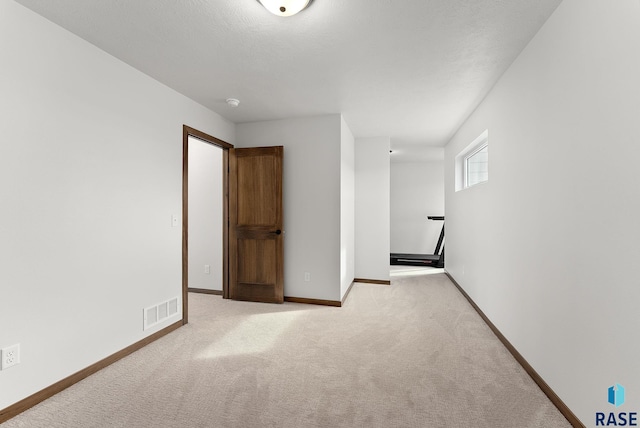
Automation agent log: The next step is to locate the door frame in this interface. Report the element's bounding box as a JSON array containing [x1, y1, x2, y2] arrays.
[[182, 125, 233, 325]]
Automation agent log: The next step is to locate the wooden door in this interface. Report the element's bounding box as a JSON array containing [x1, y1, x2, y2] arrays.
[[228, 146, 284, 303]]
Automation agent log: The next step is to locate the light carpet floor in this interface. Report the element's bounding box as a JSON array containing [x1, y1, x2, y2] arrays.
[[1, 271, 572, 427]]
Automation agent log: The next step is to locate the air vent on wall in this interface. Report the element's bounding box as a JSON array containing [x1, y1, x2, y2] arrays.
[[143, 297, 180, 330]]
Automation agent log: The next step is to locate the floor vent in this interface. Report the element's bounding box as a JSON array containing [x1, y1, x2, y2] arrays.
[[144, 296, 180, 331]]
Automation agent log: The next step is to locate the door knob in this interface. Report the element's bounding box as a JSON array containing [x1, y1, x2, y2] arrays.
[[272, 230, 282, 235]]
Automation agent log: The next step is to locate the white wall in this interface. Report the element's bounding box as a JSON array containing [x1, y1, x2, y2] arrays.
[[340, 117, 355, 299], [236, 115, 344, 302], [188, 137, 223, 291], [390, 160, 444, 254], [0, 0, 234, 410], [355, 137, 390, 281], [444, 0, 640, 424]]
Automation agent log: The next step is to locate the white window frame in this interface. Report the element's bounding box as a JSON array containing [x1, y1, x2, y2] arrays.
[[455, 129, 488, 192], [464, 142, 488, 188]]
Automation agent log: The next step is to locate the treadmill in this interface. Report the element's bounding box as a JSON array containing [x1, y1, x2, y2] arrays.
[[390, 216, 444, 268]]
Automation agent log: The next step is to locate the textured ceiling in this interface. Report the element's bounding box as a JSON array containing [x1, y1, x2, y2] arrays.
[[14, 0, 562, 160]]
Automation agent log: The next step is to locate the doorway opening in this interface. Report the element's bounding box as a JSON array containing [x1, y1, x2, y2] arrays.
[[182, 125, 233, 324]]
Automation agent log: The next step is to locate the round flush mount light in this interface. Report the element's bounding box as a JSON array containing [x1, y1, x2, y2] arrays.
[[257, 0, 313, 17], [226, 98, 240, 107]]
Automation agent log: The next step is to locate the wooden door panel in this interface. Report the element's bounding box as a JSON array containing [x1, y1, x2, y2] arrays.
[[237, 237, 277, 284], [229, 146, 283, 303], [234, 235, 279, 302], [237, 155, 278, 226]]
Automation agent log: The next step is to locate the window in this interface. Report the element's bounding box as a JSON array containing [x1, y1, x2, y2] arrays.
[[455, 130, 488, 191], [465, 143, 488, 188]]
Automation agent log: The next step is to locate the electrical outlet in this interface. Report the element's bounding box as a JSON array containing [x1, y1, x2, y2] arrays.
[[1, 344, 20, 370], [304, 272, 311, 282], [204, 264, 211, 274]]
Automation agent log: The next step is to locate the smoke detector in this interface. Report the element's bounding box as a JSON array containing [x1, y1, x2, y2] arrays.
[[257, 0, 313, 17]]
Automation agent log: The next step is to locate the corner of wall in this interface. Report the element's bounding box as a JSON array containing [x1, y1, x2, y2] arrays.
[[355, 137, 391, 281]]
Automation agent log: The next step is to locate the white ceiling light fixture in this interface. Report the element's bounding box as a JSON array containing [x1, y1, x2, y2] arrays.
[[257, 0, 313, 17], [226, 98, 240, 107]]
